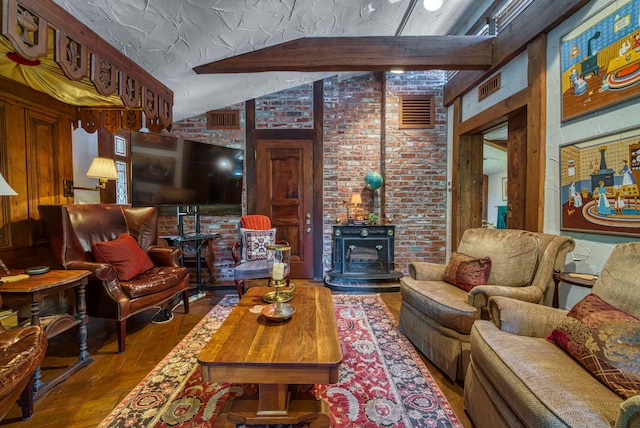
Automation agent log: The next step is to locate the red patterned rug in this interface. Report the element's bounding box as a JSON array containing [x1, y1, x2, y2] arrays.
[[98, 294, 462, 427]]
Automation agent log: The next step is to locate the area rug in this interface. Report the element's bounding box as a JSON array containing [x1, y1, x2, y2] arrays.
[[98, 294, 462, 427]]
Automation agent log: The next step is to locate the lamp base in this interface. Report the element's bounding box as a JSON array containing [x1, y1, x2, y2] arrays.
[[262, 290, 293, 304]]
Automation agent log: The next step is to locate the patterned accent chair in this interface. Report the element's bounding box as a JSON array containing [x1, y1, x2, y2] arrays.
[[399, 228, 575, 381], [231, 215, 275, 297], [465, 242, 640, 427]]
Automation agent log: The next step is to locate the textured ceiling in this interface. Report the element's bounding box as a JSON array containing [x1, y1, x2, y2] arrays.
[[53, 0, 494, 121]]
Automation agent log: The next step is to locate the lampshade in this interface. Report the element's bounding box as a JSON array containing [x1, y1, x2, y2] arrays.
[[423, 0, 443, 11], [86, 157, 118, 180], [350, 193, 362, 204], [0, 172, 17, 196]]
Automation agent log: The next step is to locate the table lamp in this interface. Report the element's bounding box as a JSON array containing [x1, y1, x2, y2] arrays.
[[0, 171, 17, 275]]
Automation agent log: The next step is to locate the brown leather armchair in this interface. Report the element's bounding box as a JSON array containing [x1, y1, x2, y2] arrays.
[[39, 204, 190, 353], [0, 295, 48, 421]]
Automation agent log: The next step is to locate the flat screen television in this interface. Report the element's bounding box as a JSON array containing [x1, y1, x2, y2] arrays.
[[130, 131, 243, 214]]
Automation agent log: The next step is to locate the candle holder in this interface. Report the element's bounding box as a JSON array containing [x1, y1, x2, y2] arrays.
[[263, 244, 295, 303]]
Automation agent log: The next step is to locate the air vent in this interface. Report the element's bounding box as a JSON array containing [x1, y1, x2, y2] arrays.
[[478, 73, 501, 101], [399, 95, 435, 129], [206, 110, 240, 129]]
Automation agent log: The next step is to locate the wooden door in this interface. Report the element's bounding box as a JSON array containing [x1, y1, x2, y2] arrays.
[[256, 139, 314, 278]]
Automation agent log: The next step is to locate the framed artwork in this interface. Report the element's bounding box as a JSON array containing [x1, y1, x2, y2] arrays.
[[560, 129, 640, 236], [131, 131, 177, 150], [131, 153, 175, 185], [560, 0, 640, 122], [502, 177, 508, 201]]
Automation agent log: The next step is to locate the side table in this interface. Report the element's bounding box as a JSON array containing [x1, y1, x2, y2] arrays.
[[0, 269, 92, 399], [161, 233, 221, 288], [552, 269, 598, 308]]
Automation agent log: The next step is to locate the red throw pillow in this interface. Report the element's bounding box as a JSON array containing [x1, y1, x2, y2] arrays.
[[92, 233, 154, 281], [547, 294, 640, 399], [443, 252, 492, 291]]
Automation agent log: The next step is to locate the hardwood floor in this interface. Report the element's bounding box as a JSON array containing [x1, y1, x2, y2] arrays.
[[1, 280, 471, 427]]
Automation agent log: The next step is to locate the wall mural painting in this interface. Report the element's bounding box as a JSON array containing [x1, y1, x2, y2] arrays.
[[561, 0, 640, 122], [560, 130, 640, 236]]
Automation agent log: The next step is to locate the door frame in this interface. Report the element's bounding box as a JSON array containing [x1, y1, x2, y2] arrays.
[[245, 81, 324, 279], [451, 36, 546, 247]]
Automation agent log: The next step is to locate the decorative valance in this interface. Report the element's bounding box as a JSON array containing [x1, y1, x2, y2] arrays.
[[0, 0, 173, 132]]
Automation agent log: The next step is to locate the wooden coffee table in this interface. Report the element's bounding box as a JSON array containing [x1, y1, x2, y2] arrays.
[[198, 286, 342, 427]]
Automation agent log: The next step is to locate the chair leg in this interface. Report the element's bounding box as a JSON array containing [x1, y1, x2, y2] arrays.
[[18, 376, 35, 420], [117, 320, 126, 353], [234, 279, 244, 298], [182, 290, 190, 313]]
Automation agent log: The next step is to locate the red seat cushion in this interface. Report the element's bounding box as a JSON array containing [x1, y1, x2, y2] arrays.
[[92, 233, 154, 281]]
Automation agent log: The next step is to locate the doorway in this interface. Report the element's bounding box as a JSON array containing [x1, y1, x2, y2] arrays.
[[483, 123, 508, 229]]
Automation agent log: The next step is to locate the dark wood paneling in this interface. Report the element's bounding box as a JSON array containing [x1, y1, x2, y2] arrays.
[[507, 111, 527, 230]]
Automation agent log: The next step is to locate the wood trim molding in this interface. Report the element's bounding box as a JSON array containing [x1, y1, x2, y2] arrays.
[[444, 0, 592, 105]]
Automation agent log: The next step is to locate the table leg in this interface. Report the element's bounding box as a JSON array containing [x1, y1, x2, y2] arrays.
[[30, 300, 43, 393], [218, 384, 331, 427], [76, 282, 90, 361]]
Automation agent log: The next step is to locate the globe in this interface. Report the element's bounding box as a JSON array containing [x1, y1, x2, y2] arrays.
[[364, 171, 384, 190]]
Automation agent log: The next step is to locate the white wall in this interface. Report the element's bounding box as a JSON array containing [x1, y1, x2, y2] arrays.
[[545, 0, 640, 308], [71, 129, 100, 204]]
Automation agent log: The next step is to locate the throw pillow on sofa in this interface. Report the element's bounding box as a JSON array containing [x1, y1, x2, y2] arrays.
[[547, 293, 640, 399], [92, 233, 154, 281], [443, 252, 492, 291]]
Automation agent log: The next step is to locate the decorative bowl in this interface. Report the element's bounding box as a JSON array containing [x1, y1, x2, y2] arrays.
[[261, 302, 295, 322]]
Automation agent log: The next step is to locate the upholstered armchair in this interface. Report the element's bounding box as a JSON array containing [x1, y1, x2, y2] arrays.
[[399, 228, 575, 381], [39, 204, 190, 353], [465, 242, 640, 427], [0, 295, 48, 421]]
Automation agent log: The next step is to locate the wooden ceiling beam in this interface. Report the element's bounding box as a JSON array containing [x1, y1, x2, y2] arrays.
[[193, 36, 494, 74]]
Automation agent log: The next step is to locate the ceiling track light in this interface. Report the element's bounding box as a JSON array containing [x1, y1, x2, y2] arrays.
[[423, 0, 443, 11]]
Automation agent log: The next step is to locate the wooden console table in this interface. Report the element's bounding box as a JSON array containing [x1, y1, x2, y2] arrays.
[[0, 269, 93, 399]]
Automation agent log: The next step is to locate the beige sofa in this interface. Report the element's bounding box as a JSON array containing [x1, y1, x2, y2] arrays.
[[465, 242, 640, 427], [399, 228, 575, 381]]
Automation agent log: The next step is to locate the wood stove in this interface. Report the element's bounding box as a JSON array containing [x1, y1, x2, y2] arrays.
[[327, 225, 402, 283]]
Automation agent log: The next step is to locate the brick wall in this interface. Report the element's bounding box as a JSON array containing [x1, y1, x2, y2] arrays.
[[166, 71, 447, 282]]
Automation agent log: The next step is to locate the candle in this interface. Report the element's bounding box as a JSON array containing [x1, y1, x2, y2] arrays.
[[272, 262, 285, 280]]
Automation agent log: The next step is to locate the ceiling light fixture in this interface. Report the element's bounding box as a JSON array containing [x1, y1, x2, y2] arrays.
[[423, 0, 443, 11]]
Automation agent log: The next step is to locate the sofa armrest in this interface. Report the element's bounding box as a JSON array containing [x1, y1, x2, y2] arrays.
[[468, 285, 543, 311], [64, 260, 129, 304], [487, 296, 568, 337], [147, 245, 182, 267], [65, 260, 117, 282], [408, 262, 446, 280], [617, 395, 640, 428]]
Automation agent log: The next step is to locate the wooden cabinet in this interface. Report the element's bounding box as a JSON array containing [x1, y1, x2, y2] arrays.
[[0, 77, 75, 267]]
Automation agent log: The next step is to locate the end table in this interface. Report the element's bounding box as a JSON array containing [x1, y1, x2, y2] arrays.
[[0, 269, 92, 399], [552, 269, 598, 308]]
